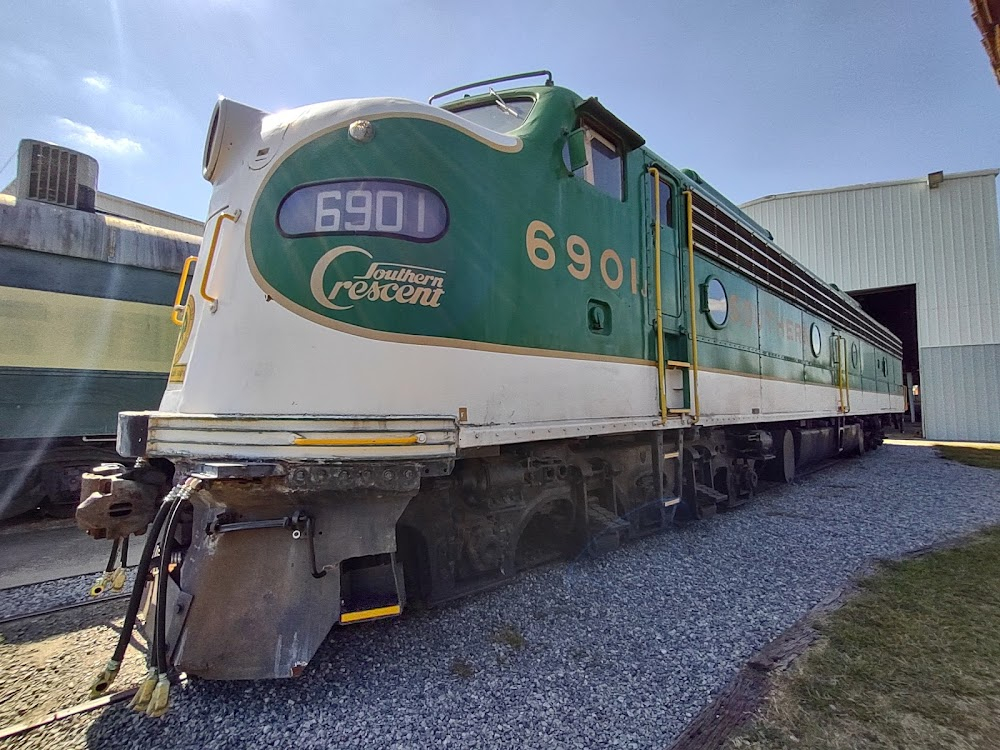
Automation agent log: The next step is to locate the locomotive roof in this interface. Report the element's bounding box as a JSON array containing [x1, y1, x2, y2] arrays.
[[0, 192, 200, 274]]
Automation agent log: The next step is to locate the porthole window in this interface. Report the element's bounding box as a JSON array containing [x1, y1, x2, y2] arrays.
[[850, 343, 859, 369], [810, 323, 822, 357], [704, 277, 728, 328]]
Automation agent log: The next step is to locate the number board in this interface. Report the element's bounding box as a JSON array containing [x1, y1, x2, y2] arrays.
[[277, 179, 448, 242]]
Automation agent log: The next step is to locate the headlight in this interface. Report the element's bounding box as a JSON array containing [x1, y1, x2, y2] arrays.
[[202, 99, 223, 181], [202, 98, 267, 184]]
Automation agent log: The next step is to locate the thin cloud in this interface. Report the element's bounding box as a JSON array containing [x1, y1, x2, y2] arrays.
[[56, 117, 143, 157], [82, 75, 111, 92], [1, 47, 55, 84]]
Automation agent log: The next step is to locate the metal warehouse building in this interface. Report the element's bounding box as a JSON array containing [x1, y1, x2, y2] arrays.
[[741, 169, 1000, 442]]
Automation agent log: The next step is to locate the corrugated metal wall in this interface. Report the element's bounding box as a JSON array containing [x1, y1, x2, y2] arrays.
[[921, 344, 1000, 441], [741, 170, 1000, 441]]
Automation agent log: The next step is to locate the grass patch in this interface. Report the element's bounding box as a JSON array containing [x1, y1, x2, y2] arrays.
[[491, 623, 526, 651], [734, 527, 1000, 750], [938, 445, 1000, 470], [449, 657, 475, 678]]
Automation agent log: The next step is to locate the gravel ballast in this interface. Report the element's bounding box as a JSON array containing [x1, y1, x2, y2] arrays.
[[4, 443, 1000, 750]]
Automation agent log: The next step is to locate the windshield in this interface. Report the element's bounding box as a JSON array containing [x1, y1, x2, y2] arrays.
[[449, 97, 534, 134]]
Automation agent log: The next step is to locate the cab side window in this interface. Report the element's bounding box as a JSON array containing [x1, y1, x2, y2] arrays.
[[653, 177, 673, 228], [564, 125, 624, 200]]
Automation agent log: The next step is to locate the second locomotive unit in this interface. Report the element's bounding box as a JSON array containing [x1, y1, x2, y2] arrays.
[[79, 71, 904, 697]]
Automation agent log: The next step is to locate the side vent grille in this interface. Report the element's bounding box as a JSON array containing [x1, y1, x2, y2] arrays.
[[16, 139, 99, 211], [28, 143, 78, 207]]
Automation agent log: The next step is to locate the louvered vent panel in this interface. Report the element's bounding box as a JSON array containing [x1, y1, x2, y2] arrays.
[[28, 143, 79, 206], [16, 139, 98, 211]]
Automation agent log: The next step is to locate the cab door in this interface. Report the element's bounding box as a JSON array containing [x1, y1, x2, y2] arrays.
[[646, 167, 689, 414], [647, 170, 682, 328]]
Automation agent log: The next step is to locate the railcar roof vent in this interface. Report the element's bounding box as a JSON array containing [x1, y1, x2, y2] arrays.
[[15, 139, 99, 211]]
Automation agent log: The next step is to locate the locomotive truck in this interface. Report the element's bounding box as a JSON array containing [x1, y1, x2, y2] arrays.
[[78, 72, 904, 708]]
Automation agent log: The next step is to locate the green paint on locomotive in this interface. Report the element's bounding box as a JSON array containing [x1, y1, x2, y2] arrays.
[[247, 83, 903, 394], [248, 86, 653, 364]]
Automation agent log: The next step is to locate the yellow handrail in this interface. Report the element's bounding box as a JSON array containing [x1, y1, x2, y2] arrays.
[[836, 336, 851, 413], [844, 344, 851, 413], [200, 210, 240, 311], [685, 190, 701, 422], [171, 255, 198, 326], [648, 167, 667, 424]]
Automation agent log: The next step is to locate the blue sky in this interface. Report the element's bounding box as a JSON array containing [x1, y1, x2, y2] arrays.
[[1, 0, 996, 221]]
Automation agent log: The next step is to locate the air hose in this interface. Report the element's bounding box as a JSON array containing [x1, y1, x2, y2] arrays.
[[111, 536, 129, 591], [137, 487, 194, 718], [88, 479, 198, 700], [104, 538, 121, 576], [154, 490, 188, 675]]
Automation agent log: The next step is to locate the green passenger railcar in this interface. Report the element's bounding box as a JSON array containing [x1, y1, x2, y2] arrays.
[[0, 194, 199, 519]]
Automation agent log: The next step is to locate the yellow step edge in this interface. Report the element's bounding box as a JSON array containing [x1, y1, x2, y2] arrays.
[[340, 604, 402, 624], [293, 435, 421, 447]]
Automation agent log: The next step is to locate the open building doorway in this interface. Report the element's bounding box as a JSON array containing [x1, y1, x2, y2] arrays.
[[849, 284, 919, 428]]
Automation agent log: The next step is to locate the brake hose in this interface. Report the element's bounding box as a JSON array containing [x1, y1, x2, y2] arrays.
[[154, 491, 188, 675], [88, 485, 179, 697]]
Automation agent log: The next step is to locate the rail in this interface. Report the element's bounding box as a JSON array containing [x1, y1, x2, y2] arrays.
[[0, 593, 129, 627], [648, 167, 668, 424], [428, 70, 553, 104], [836, 335, 851, 413], [685, 190, 701, 422], [171, 255, 198, 325], [200, 210, 240, 312]]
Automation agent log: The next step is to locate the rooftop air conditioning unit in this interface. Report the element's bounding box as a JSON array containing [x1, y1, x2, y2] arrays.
[[15, 139, 98, 211]]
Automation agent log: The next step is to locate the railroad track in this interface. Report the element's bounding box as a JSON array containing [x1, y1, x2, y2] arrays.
[[0, 585, 141, 742], [0, 592, 130, 627], [0, 687, 139, 743], [0, 670, 188, 743]]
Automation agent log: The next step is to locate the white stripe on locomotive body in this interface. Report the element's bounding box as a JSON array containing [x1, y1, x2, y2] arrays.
[[158, 95, 901, 461], [696, 370, 903, 427]]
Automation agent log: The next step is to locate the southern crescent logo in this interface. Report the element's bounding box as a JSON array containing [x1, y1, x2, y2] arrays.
[[309, 245, 371, 310]]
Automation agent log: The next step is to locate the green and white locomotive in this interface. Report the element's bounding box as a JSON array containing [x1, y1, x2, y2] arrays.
[[79, 71, 904, 699]]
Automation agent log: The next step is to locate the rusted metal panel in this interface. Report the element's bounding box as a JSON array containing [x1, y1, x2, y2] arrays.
[[971, 0, 1000, 84], [165, 479, 416, 680]]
